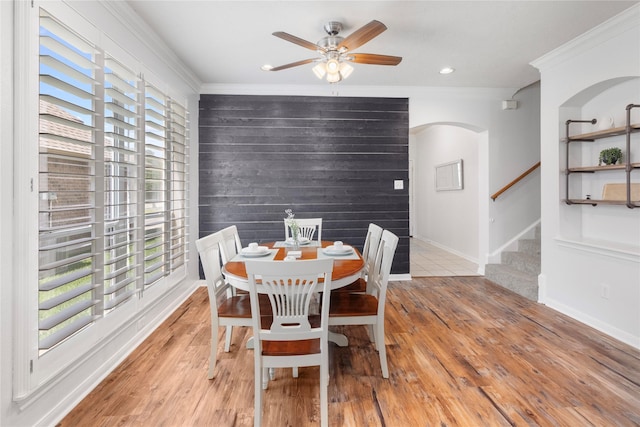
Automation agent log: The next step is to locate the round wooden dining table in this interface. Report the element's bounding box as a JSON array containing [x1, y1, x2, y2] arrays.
[[222, 240, 365, 292], [222, 240, 364, 348]]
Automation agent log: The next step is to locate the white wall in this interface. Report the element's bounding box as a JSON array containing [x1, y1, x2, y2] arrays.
[[488, 82, 541, 256], [1, 2, 201, 426], [532, 4, 640, 348], [413, 125, 479, 262]]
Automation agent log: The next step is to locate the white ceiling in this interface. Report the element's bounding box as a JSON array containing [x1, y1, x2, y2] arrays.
[[126, 1, 638, 90]]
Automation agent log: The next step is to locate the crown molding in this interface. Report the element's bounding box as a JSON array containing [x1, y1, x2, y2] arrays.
[[200, 83, 514, 99], [531, 3, 640, 71], [97, 0, 201, 93]]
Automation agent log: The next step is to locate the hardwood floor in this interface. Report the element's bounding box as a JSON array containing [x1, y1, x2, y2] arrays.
[[59, 277, 640, 426]]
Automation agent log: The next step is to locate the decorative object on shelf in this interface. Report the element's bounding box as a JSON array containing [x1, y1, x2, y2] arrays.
[[284, 208, 300, 249], [597, 116, 615, 130], [598, 147, 623, 165], [603, 183, 640, 201]]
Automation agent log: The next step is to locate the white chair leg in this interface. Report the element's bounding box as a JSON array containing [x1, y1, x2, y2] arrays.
[[292, 367, 299, 378], [254, 360, 263, 427], [320, 358, 329, 427], [367, 324, 375, 343], [262, 367, 270, 390], [208, 319, 219, 379], [376, 322, 389, 378], [269, 367, 276, 380], [224, 325, 233, 352]]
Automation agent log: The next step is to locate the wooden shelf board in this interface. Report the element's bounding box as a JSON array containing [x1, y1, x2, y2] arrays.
[[568, 162, 640, 173], [563, 123, 640, 142], [566, 198, 640, 206]]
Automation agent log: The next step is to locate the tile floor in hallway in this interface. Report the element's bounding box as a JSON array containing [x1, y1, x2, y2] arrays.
[[410, 238, 480, 277]]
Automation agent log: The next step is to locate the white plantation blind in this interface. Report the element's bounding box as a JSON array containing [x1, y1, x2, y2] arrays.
[[38, 10, 99, 351], [144, 84, 169, 287], [168, 100, 189, 271], [37, 8, 190, 353], [103, 56, 141, 311]]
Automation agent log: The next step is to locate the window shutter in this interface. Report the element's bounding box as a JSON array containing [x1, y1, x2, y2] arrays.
[[38, 11, 99, 350], [144, 84, 169, 287], [103, 56, 141, 311], [168, 100, 189, 271], [36, 8, 190, 355]]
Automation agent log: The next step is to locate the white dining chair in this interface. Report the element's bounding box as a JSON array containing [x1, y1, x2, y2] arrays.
[[246, 258, 334, 427], [219, 225, 243, 264], [284, 217, 323, 243], [328, 229, 399, 378], [195, 231, 271, 379], [334, 223, 383, 293]]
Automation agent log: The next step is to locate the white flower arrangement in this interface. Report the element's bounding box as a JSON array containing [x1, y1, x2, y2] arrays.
[[284, 208, 300, 242]]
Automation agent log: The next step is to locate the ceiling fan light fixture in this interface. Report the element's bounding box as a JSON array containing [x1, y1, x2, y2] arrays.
[[269, 20, 401, 84], [326, 58, 340, 74], [312, 62, 326, 79], [326, 71, 342, 83], [339, 62, 354, 79]]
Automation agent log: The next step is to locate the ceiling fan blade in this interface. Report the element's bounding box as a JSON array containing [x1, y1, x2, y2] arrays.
[[347, 53, 402, 66], [269, 58, 316, 71], [273, 31, 323, 52], [337, 20, 387, 51]]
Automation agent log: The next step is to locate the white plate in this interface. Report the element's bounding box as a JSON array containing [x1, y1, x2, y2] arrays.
[[241, 246, 271, 257], [322, 245, 354, 256], [286, 237, 311, 245]]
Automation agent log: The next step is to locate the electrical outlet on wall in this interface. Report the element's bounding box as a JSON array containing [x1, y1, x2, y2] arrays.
[[600, 283, 610, 299]]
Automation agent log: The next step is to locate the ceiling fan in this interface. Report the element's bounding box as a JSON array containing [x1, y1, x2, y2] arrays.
[[266, 20, 402, 83]]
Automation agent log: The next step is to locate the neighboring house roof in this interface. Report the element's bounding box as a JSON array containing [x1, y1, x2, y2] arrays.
[[39, 99, 93, 158]]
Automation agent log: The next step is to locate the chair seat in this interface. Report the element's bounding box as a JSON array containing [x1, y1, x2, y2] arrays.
[[259, 314, 322, 356], [329, 293, 378, 317], [218, 294, 271, 318], [333, 277, 367, 293], [262, 338, 321, 356]]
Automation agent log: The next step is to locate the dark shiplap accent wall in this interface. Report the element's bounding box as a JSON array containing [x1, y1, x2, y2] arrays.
[[198, 94, 409, 273]]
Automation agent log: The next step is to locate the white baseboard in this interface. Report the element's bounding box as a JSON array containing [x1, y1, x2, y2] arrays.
[[541, 296, 640, 350], [487, 219, 541, 263]]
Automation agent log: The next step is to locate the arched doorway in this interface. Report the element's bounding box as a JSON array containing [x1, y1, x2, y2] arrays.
[[409, 122, 488, 276]]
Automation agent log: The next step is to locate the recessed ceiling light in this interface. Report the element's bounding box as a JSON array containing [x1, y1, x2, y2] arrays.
[[439, 67, 455, 75], [261, 64, 273, 71]]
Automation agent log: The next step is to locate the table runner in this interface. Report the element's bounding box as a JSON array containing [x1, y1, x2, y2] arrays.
[[272, 241, 321, 248]]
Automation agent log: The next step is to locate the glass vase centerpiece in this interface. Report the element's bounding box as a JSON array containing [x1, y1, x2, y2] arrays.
[[284, 208, 300, 249]]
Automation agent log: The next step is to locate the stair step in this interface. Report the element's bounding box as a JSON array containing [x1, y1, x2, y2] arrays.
[[484, 224, 541, 301], [518, 238, 540, 255], [502, 251, 541, 275], [485, 264, 538, 301]]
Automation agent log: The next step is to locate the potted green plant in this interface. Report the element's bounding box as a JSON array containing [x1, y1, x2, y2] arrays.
[[599, 147, 623, 165]]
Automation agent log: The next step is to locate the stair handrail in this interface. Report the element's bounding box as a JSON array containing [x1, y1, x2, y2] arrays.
[[491, 161, 541, 201]]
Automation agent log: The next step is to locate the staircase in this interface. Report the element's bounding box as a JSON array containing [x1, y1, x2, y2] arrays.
[[485, 225, 540, 301]]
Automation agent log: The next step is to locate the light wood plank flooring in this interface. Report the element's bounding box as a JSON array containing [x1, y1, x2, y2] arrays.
[[59, 277, 640, 426]]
